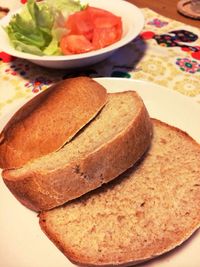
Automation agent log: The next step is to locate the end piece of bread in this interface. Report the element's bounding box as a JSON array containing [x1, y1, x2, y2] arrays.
[[2, 91, 152, 211], [39, 119, 200, 267], [0, 77, 107, 168]]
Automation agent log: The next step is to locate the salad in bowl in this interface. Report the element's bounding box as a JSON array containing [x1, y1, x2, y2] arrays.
[[6, 0, 122, 56], [0, 0, 144, 68]]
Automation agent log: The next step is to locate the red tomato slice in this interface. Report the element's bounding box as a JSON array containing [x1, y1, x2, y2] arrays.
[[93, 16, 122, 46], [60, 34, 94, 55], [62, 6, 123, 55], [92, 27, 118, 49], [94, 16, 121, 29], [115, 19, 123, 40], [60, 36, 72, 55], [86, 6, 116, 20], [66, 9, 94, 41]]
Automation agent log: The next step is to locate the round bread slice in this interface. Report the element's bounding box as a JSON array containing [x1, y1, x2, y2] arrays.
[[0, 77, 107, 169], [2, 91, 152, 211], [39, 119, 200, 266]]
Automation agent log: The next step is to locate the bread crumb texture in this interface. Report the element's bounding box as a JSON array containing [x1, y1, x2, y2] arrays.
[[3, 90, 152, 211], [17, 92, 141, 173], [40, 119, 200, 266]]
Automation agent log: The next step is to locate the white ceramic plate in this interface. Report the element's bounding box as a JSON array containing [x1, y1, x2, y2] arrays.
[[0, 0, 144, 69], [0, 78, 200, 267]]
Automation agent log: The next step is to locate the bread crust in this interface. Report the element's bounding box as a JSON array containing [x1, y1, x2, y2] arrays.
[[2, 92, 152, 211], [39, 119, 200, 267], [0, 77, 107, 168]]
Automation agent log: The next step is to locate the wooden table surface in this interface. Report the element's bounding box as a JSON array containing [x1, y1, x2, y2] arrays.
[[127, 0, 200, 28]]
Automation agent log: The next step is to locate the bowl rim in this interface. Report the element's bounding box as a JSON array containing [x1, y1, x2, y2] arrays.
[[0, 0, 144, 62]]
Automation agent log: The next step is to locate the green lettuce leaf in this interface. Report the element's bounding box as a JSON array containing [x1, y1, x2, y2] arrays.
[[46, 0, 85, 14], [10, 39, 44, 56], [7, 15, 47, 48], [5, 0, 84, 56]]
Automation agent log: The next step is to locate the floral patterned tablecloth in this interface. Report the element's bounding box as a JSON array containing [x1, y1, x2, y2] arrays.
[[0, 7, 200, 118]]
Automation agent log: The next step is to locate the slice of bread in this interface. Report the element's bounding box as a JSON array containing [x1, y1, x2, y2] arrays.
[[0, 77, 107, 169], [39, 119, 200, 267], [2, 91, 152, 211]]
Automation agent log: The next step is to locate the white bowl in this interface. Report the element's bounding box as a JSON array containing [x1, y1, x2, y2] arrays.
[[0, 0, 144, 69]]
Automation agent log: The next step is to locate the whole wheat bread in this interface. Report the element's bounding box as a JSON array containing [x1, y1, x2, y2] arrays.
[[39, 119, 200, 267], [0, 77, 107, 169], [3, 91, 152, 211]]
